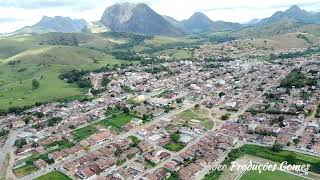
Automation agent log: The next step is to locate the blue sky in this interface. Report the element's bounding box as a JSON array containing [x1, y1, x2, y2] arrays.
[[0, 0, 320, 33]]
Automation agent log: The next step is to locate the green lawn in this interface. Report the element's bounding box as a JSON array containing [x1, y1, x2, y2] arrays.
[[203, 144, 320, 180], [72, 125, 98, 141], [240, 170, 308, 180], [35, 171, 71, 180], [163, 142, 185, 152], [243, 145, 320, 173], [94, 113, 132, 132]]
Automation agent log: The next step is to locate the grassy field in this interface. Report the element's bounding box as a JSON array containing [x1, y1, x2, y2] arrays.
[[240, 170, 308, 180], [0, 44, 129, 110], [95, 113, 132, 132], [13, 164, 37, 178], [203, 144, 320, 180], [241, 33, 318, 49], [163, 142, 185, 152], [173, 108, 214, 129], [243, 145, 320, 173], [72, 125, 98, 141], [35, 171, 71, 180], [72, 113, 132, 141]]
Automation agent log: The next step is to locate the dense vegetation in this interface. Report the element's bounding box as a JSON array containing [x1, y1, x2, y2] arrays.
[[40, 33, 81, 46], [280, 69, 316, 88], [270, 48, 320, 60], [58, 69, 92, 88]]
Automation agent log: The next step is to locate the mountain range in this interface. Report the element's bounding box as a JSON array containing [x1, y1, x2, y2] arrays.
[[10, 16, 88, 35], [6, 3, 320, 37], [100, 2, 184, 36], [164, 12, 243, 33], [259, 5, 320, 25]]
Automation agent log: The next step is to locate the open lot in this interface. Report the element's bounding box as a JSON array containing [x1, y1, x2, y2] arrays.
[[173, 108, 214, 129], [13, 164, 37, 178]]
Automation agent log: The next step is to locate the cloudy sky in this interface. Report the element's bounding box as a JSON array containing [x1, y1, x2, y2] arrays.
[[0, 0, 320, 33]]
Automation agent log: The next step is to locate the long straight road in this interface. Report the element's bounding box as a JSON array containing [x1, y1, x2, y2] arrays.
[[0, 129, 22, 168]]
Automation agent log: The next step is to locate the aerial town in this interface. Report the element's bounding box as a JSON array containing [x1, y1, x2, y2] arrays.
[[1, 41, 320, 180], [2, 1, 320, 180]]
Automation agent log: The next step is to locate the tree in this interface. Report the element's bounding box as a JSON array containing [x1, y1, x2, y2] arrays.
[[48, 117, 62, 127], [101, 76, 111, 86], [31, 142, 38, 148], [34, 111, 45, 118], [271, 144, 283, 152], [114, 148, 123, 157], [142, 114, 148, 122], [129, 136, 140, 147], [14, 138, 27, 148], [219, 92, 225, 98], [170, 132, 180, 143], [32, 79, 40, 89], [122, 107, 130, 114], [24, 116, 32, 124], [293, 139, 299, 146], [221, 114, 230, 120], [176, 98, 183, 104], [0, 130, 9, 138]]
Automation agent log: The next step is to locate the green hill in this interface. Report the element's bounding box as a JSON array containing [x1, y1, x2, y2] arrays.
[[0, 32, 197, 110], [0, 45, 128, 110]]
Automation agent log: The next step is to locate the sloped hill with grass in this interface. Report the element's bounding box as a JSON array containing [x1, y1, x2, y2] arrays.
[[0, 31, 198, 110], [231, 21, 301, 39], [240, 33, 320, 49], [0, 34, 132, 110]]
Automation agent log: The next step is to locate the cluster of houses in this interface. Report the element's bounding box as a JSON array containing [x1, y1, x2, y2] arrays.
[[194, 41, 307, 61], [1, 45, 320, 180]]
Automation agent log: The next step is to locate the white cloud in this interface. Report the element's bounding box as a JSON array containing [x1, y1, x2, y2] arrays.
[[0, 0, 320, 33]]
